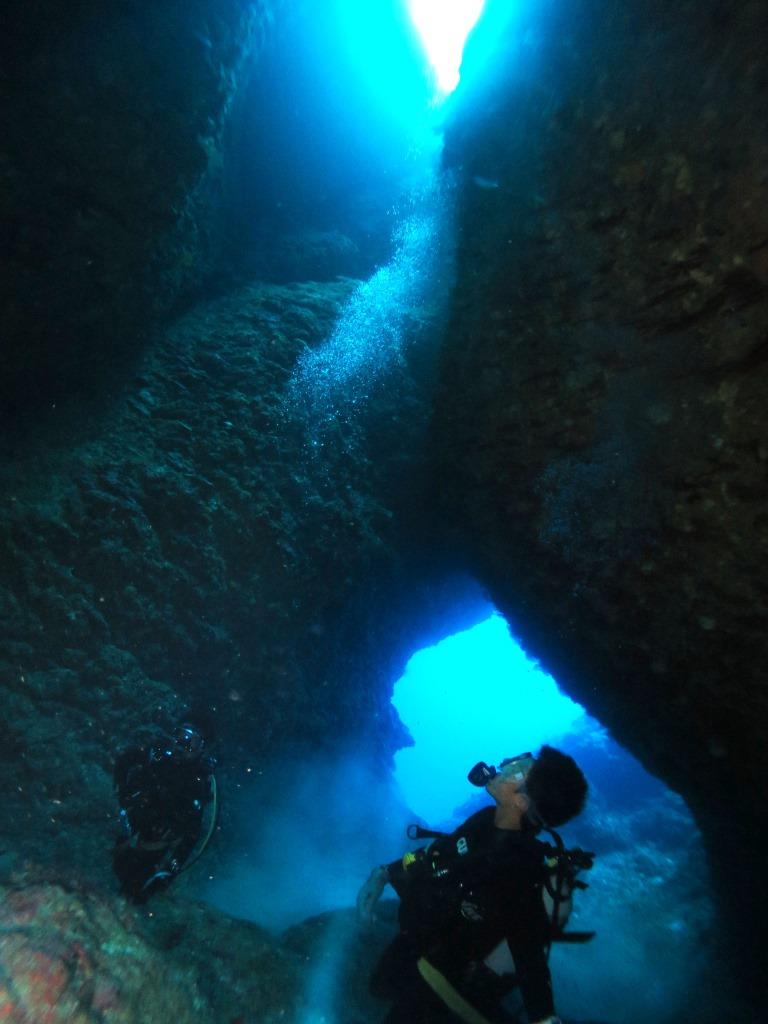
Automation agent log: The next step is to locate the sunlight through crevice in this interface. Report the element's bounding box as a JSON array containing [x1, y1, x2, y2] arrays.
[[407, 0, 486, 93]]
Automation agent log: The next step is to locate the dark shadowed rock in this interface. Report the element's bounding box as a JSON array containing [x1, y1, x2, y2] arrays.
[[436, 0, 768, 1003], [0, 0, 283, 423], [0, 274, 440, 874]]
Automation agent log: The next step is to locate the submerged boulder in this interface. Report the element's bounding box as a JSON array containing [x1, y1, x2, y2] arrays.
[[0, 877, 213, 1023], [0, 869, 350, 1023]]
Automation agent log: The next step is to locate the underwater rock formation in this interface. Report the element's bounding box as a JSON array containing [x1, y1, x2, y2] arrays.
[[0, 278, 406, 866], [2, 0, 766, 1015], [0, 876, 213, 1022], [0, 869, 349, 1022], [0, 266, 461, 1019], [0, 0, 281, 421], [437, 0, 768, 996]]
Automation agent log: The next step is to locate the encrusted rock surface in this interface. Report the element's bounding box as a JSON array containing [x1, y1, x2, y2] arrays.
[[0, 281, 367, 861], [0, 870, 374, 1022], [0, 269, 451, 1016], [0, 269, 461, 879], [437, 0, 768, 992], [0, 876, 214, 1023]]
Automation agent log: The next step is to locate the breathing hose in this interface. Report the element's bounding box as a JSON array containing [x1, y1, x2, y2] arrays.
[[178, 775, 219, 874]]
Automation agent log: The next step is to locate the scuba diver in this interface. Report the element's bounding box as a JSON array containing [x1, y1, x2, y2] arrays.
[[357, 746, 590, 1024], [112, 716, 218, 902]]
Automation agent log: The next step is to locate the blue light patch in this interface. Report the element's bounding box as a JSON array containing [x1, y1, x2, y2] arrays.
[[332, 0, 436, 133], [407, 0, 486, 93], [392, 613, 586, 824]]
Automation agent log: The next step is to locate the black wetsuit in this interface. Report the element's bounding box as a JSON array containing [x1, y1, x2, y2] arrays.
[[373, 807, 555, 1023], [112, 743, 215, 901]]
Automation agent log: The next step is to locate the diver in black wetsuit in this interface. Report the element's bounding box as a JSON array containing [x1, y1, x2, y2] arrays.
[[112, 718, 217, 902], [357, 746, 588, 1024]]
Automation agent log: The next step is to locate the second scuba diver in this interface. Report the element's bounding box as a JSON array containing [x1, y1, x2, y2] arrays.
[[112, 716, 218, 902]]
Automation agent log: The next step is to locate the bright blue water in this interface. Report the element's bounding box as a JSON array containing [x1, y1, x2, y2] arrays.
[[392, 612, 587, 825], [335, 0, 486, 106], [407, 0, 486, 94], [324, 0, 438, 138]]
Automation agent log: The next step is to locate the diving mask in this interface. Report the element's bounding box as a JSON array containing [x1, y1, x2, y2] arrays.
[[467, 751, 534, 787]]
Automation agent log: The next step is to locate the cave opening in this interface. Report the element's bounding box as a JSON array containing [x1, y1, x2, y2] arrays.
[[388, 609, 721, 1023], [391, 611, 587, 826], [201, 591, 721, 1024]]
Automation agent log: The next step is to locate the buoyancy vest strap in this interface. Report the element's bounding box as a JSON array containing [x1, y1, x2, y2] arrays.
[[417, 958, 494, 1024]]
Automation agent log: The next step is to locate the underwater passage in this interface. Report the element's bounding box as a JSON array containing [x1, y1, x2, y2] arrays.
[[0, 0, 766, 1021]]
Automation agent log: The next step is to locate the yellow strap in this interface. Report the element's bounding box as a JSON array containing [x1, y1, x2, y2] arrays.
[[417, 958, 494, 1024]]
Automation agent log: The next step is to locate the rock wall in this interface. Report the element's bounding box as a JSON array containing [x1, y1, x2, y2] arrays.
[[0, 277, 417, 868], [0, 0, 477, 902], [0, 0, 280, 421], [0, 870, 375, 1022], [0, 876, 216, 1023], [436, 0, 768, 996], [0, 259, 480, 887]]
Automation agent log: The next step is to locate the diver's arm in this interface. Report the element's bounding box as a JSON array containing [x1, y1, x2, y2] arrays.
[[357, 841, 440, 920], [356, 864, 390, 920]]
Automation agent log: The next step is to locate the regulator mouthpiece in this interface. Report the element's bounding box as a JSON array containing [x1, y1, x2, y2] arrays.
[[467, 752, 535, 788], [467, 761, 497, 787]]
